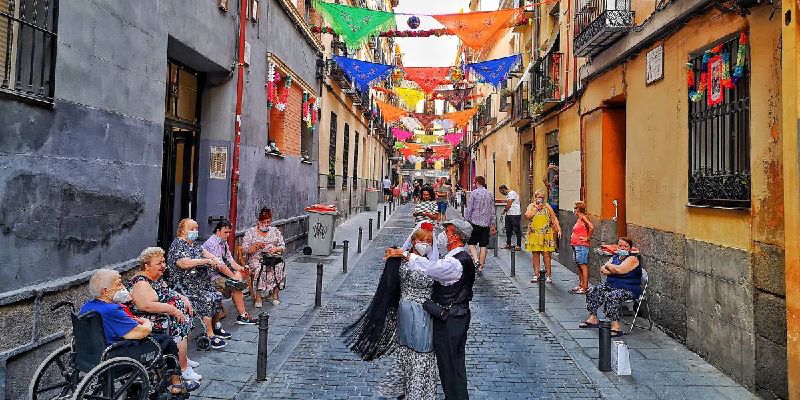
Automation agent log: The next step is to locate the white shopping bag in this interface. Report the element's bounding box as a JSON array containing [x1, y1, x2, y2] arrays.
[[611, 340, 632, 375]]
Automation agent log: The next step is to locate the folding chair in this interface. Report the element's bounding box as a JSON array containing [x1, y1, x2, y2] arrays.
[[621, 266, 653, 334]]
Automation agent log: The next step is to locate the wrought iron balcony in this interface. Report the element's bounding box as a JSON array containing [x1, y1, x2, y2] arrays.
[[573, 0, 634, 58], [511, 80, 531, 128], [532, 51, 562, 112]]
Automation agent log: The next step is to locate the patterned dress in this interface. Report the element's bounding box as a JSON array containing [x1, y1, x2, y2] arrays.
[[165, 238, 223, 318], [413, 201, 438, 223], [128, 274, 193, 340], [525, 205, 555, 252], [379, 262, 438, 400], [243, 226, 286, 293]]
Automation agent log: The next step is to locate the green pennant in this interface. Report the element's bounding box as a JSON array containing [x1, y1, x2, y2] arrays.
[[313, 0, 396, 49]]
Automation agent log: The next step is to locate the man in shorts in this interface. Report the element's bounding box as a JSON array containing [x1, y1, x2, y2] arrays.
[[463, 176, 495, 276], [383, 175, 392, 202], [203, 221, 258, 327]]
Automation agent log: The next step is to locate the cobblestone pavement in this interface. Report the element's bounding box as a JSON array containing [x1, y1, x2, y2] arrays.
[[238, 205, 601, 399]]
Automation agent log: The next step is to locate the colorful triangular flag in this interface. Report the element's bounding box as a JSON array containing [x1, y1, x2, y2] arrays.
[[403, 67, 451, 94], [467, 54, 522, 87], [313, 0, 396, 49], [375, 100, 408, 122], [394, 87, 426, 110], [332, 56, 394, 91], [433, 8, 521, 50]]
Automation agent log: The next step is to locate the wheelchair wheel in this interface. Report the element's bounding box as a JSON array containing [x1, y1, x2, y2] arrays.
[[196, 335, 210, 350], [29, 344, 81, 400], [73, 357, 149, 400]]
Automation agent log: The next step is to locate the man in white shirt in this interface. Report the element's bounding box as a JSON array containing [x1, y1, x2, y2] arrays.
[[499, 185, 522, 251], [383, 176, 392, 202]]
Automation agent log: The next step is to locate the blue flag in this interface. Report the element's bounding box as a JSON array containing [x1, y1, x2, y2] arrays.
[[332, 56, 394, 92], [466, 54, 522, 88]]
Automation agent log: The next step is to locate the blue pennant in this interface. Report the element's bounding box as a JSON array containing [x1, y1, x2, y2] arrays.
[[466, 54, 522, 88], [332, 55, 394, 92]]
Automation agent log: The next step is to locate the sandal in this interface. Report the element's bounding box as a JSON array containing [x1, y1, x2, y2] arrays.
[[531, 276, 539, 283], [578, 321, 599, 329], [570, 287, 588, 294], [611, 330, 626, 338]]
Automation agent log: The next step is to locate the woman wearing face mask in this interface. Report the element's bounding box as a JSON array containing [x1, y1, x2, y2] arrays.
[[578, 237, 641, 337], [166, 218, 228, 349], [243, 207, 286, 307], [344, 222, 439, 400], [524, 190, 562, 283], [129, 247, 200, 383]]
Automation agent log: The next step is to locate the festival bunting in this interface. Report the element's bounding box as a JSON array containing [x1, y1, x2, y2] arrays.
[[433, 119, 455, 130], [399, 148, 416, 158], [435, 87, 474, 109], [433, 146, 453, 157], [433, 8, 521, 50], [391, 127, 415, 141], [403, 67, 451, 93], [416, 134, 440, 144], [400, 116, 423, 131], [312, 0, 396, 49], [405, 143, 423, 152], [376, 100, 409, 122], [467, 54, 522, 87], [412, 113, 440, 128], [444, 132, 465, 145], [332, 56, 394, 91], [442, 108, 478, 128], [394, 87, 426, 110]]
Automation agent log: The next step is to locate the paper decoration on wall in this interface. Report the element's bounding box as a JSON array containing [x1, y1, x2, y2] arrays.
[[394, 87, 426, 110], [412, 113, 439, 128], [435, 87, 474, 109], [444, 132, 465, 145], [433, 8, 521, 50], [375, 100, 409, 122], [467, 54, 522, 87], [312, 0, 396, 48], [391, 127, 414, 141], [707, 54, 724, 106], [686, 31, 748, 103], [400, 116, 423, 131], [332, 56, 394, 91], [403, 67, 451, 93], [442, 108, 478, 128]]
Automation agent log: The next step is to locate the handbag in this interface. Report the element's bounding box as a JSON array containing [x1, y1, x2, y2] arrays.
[[422, 299, 449, 321]]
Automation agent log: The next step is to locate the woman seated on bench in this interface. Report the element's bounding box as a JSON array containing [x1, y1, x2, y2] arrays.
[[578, 237, 642, 338], [80, 268, 198, 394]]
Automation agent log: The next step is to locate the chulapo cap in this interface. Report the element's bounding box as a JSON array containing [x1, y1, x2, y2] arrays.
[[441, 219, 472, 240]]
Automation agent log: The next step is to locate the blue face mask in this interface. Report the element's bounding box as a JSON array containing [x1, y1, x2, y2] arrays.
[[616, 249, 629, 257], [187, 230, 199, 241]]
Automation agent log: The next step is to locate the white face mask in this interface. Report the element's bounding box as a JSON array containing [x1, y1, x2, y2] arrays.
[[437, 232, 449, 248], [112, 288, 130, 304], [414, 242, 431, 256]]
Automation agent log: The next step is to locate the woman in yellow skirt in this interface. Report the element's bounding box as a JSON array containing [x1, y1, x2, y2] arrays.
[[524, 190, 562, 283]]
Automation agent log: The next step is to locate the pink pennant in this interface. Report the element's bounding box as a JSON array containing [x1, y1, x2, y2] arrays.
[[391, 127, 414, 141], [444, 133, 465, 145]]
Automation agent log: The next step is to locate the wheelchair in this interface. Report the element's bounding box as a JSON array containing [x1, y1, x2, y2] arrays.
[[29, 301, 188, 400]]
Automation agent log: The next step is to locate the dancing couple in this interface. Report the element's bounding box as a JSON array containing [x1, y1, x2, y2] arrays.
[[342, 218, 476, 400]]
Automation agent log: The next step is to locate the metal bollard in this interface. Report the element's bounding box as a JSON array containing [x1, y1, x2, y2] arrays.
[[510, 248, 516, 277], [383, 205, 387, 222], [342, 240, 349, 273], [377, 212, 381, 230], [598, 320, 612, 371], [538, 267, 546, 312], [315, 263, 323, 307], [256, 312, 270, 380], [357, 228, 363, 253], [493, 237, 499, 257], [369, 218, 373, 240]]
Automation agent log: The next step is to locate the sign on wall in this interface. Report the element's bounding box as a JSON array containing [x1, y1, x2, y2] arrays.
[[646, 45, 664, 85], [210, 146, 228, 180]]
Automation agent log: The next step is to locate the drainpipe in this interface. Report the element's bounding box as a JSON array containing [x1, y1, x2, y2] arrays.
[[228, 0, 248, 248]]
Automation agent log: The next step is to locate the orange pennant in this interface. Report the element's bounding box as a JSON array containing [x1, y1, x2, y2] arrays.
[[403, 67, 451, 94], [443, 108, 478, 128], [433, 8, 522, 50], [405, 143, 423, 152], [375, 100, 408, 122], [399, 148, 416, 158]]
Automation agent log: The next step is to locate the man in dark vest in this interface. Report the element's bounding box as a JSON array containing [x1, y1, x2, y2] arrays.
[[397, 218, 475, 399]]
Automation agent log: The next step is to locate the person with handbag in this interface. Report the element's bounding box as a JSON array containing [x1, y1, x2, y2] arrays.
[[388, 218, 476, 399], [243, 207, 287, 307]]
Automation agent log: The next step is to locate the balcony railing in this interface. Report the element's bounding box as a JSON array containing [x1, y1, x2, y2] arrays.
[[532, 51, 562, 112], [573, 0, 634, 57], [511, 80, 531, 128]]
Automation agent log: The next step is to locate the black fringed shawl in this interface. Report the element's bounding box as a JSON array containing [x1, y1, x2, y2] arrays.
[[341, 257, 403, 361]]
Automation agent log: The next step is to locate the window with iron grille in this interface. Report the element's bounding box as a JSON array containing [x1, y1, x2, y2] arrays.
[[688, 33, 750, 208], [342, 123, 349, 189], [353, 132, 360, 187], [1, 0, 58, 103], [328, 112, 337, 188]]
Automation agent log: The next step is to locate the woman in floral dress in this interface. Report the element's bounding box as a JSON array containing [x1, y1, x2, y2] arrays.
[[524, 190, 562, 283], [129, 247, 197, 380], [243, 207, 286, 307]]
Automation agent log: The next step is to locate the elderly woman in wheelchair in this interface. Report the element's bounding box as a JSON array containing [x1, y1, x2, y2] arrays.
[[29, 268, 198, 400]]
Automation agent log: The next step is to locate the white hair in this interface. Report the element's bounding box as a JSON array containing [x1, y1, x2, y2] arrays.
[[88, 269, 120, 298], [138, 247, 165, 270]]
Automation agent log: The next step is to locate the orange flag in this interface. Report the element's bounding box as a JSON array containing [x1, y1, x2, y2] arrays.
[[405, 143, 423, 152], [403, 67, 451, 94], [433, 8, 522, 50], [443, 108, 478, 128], [399, 148, 416, 158], [375, 100, 408, 122]]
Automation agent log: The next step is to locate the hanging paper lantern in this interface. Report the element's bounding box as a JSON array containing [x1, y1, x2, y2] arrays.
[[407, 16, 420, 29]]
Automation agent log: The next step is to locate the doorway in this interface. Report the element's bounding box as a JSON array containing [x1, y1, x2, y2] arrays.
[[601, 103, 626, 237], [158, 60, 202, 248]]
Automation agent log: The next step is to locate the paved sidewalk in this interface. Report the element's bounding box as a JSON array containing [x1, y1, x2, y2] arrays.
[[486, 234, 759, 400]]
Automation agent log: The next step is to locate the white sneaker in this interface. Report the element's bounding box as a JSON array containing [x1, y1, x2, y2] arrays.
[[270, 299, 280, 306], [187, 358, 200, 368], [182, 366, 202, 382]]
